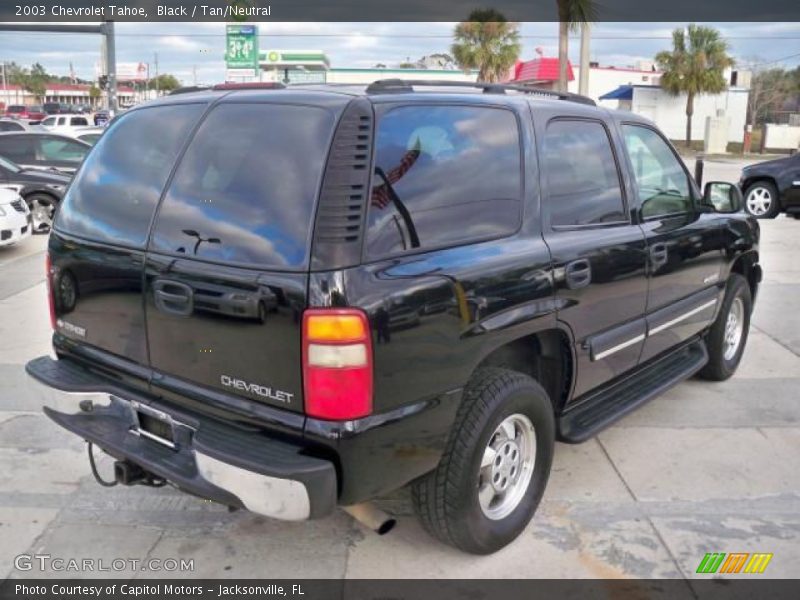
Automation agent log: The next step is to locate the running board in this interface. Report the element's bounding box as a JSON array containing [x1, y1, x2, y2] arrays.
[[558, 339, 708, 443]]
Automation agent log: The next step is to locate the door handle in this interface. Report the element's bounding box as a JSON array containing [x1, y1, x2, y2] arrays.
[[565, 259, 592, 290], [153, 280, 194, 316], [650, 243, 668, 268]]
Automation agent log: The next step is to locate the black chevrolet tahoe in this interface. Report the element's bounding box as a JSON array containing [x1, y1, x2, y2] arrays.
[[26, 80, 761, 554]]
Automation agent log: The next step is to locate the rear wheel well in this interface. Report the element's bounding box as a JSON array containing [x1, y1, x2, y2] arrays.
[[475, 330, 573, 414], [730, 253, 759, 301]]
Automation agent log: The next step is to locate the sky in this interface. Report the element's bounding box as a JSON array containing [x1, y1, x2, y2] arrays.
[[1, 22, 799, 85]]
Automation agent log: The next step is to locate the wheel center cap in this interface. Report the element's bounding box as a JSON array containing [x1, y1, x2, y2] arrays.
[[490, 440, 521, 492]]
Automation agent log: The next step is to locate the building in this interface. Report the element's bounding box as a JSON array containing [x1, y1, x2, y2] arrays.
[[508, 54, 748, 145], [600, 84, 749, 143], [0, 83, 135, 110], [257, 50, 478, 85]]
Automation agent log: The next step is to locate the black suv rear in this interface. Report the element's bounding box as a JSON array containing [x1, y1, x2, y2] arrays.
[[27, 80, 761, 554]]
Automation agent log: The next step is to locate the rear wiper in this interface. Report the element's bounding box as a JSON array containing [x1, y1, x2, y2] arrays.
[[374, 167, 420, 249]]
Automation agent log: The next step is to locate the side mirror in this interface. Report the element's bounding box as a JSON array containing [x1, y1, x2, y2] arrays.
[[703, 181, 742, 214]]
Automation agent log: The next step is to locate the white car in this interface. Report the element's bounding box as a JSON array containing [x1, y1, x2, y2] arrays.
[[39, 114, 92, 136], [0, 188, 32, 247]]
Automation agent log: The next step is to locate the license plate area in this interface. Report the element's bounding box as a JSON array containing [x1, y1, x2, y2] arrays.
[[131, 401, 176, 449]]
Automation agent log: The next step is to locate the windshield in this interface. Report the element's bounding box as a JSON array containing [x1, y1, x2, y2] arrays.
[[0, 155, 21, 173]]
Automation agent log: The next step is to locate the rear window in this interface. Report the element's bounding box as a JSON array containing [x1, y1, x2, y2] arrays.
[[149, 102, 335, 269], [55, 104, 204, 247]]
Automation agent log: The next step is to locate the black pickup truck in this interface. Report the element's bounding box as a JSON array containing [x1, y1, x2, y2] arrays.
[[26, 80, 761, 554]]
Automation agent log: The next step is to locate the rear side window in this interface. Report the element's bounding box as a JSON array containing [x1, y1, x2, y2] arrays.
[[542, 119, 626, 227], [149, 103, 335, 269], [55, 104, 204, 247], [71, 117, 89, 126], [366, 105, 522, 259]]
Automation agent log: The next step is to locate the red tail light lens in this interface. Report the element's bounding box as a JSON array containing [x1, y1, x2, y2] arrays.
[[45, 252, 56, 330], [302, 308, 373, 420]]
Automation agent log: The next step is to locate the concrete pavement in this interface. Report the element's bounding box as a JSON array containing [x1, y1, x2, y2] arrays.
[[1, 158, 798, 579]]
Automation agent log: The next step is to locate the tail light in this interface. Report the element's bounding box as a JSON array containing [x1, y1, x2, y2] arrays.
[[45, 252, 56, 330], [302, 308, 373, 420]]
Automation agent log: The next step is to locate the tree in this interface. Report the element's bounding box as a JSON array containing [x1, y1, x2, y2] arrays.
[[451, 9, 521, 83], [656, 24, 733, 146], [556, 0, 597, 93], [147, 73, 180, 92], [89, 85, 102, 106]]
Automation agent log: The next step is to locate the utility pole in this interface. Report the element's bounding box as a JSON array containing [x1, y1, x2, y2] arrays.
[[192, 65, 197, 85], [154, 52, 159, 96], [102, 21, 117, 113], [579, 23, 591, 97], [1, 62, 8, 110]]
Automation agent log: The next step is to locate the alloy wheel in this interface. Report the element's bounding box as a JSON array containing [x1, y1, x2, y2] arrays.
[[745, 187, 772, 216], [478, 413, 536, 520]]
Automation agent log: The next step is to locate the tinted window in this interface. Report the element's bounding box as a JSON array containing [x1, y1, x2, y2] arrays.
[[38, 137, 89, 162], [57, 117, 66, 125], [543, 120, 626, 226], [366, 106, 521, 259], [150, 103, 335, 269], [622, 125, 691, 218], [71, 117, 89, 126], [55, 104, 204, 247], [0, 121, 24, 132], [0, 136, 35, 163]]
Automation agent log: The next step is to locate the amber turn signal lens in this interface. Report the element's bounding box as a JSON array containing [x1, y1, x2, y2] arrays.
[[306, 314, 367, 342]]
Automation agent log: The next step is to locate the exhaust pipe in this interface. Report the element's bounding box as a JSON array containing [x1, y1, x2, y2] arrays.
[[342, 503, 396, 535]]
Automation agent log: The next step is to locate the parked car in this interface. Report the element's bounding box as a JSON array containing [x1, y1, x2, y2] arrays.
[[26, 81, 760, 555], [740, 153, 800, 219], [70, 126, 105, 145], [0, 132, 91, 174], [0, 155, 70, 233], [93, 110, 110, 126], [0, 187, 32, 247], [39, 114, 92, 136], [43, 102, 75, 115], [0, 118, 45, 133], [4, 104, 47, 122]]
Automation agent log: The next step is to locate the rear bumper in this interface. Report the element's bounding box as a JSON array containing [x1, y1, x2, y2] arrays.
[[25, 356, 337, 521]]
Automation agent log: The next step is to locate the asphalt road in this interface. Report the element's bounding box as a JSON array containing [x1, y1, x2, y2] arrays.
[[0, 157, 798, 579]]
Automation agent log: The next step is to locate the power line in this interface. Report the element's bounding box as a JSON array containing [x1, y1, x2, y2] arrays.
[[2, 30, 800, 41]]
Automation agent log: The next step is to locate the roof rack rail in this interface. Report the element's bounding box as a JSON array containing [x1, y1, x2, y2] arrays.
[[364, 79, 596, 106]]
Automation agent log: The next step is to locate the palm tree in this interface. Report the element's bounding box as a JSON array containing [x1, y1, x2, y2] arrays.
[[452, 9, 521, 83], [556, 0, 597, 93], [656, 24, 734, 146]]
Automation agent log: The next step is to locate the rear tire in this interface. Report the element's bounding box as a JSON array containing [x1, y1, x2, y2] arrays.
[[743, 181, 780, 219], [699, 274, 752, 381], [411, 367, 555, 554]]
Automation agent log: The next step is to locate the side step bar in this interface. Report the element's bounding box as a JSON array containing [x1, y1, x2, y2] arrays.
[[558, 339, 708, 443]]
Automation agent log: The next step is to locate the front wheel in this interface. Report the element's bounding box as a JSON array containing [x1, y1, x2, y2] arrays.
[[699, 273, 752, 381], [411, 368, 555, 554], [743, 182, 780, 219]]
